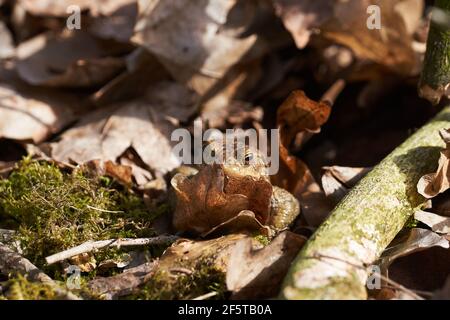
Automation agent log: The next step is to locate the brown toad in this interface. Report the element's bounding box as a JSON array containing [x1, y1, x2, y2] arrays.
[[171, 138, 300, 237]]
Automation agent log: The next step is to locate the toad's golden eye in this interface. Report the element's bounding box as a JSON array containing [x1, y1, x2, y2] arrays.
[[244, 152, 253, 165]]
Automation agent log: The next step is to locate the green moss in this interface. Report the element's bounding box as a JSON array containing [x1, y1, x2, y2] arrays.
[[253, 233, 270, 246], [2, 275, 59, 300], [130, 259, 227, 300], [0, 159, 165, 270]]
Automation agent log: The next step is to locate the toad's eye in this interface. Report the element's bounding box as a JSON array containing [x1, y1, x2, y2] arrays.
[[244, 153, 253, 164]]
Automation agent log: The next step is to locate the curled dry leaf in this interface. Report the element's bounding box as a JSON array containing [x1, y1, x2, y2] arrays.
[[0, 74, 81, 143], [414, 210, 450, 235], [226, 231, 306, 299], [321, 166, 371, 206], [380, 228, 449, 269], [16, 31, 125, 88], [272, 90, 332, 227], [277, 90, 331, 147], [171, 164, 273, 236], [417, 129, 450, 199]]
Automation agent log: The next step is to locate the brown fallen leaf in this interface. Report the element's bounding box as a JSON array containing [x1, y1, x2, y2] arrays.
[[380, 228, 449, 269], [88, 1, 138, 42], [321, 166, 371, 206], [0, 70, 82, 143], [272, 90, 332, 227], [0, 21, 14, 59], [226, 231, 305, 299], [133, 0, 260, 85], [50, 82, 197, 178], [277, 90, 331, 148], [272, 0, 333, 49], [417, 129, 450, 199], [274, 0, 421, 75], [16, 31, 125, 88], [414, 210, 450, 235]]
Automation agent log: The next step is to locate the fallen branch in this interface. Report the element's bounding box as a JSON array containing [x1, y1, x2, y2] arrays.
[[419, 0, 450, 104], [280, 105, 450, 299], [88, 261, 158, 299], [45, 235, 179, 265], [0, 243, 80, 300]]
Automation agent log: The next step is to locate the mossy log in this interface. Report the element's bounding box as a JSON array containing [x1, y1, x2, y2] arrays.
[[280, 105, 450, 299], [419, 0, 450, 104]]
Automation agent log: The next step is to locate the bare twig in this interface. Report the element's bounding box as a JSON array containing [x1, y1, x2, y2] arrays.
[[45, 235, 179, 265], [193, 291, 219, 300]]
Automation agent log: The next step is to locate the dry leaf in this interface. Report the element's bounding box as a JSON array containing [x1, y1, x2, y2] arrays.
[[417, 129, 450, 199], [0, 21, 14, 59], [273, 0, 333, 49], [226, 231, 305, 299], [321, 166, 371, 205], [16, 31, 125, 88], [414, 210, 450, 235], [133, 0, 259, 84], [0, 73, 81, 143], [277, 90, 331, 147], [89, 1, 138, 42], [50, 93, 191, 176], [274, 0, 420, 75], [380, 228, 449, 268]]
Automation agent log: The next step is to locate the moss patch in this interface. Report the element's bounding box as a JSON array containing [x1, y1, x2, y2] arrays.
[[0, 159, 165, 270], [130, 259, 227, 300], [2, 275, 59, 300]]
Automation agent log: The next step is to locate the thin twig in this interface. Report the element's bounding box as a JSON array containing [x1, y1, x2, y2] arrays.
[[45, 235, 179, 265], [193, 291, 219, 300], [86, 205, 124, 213]]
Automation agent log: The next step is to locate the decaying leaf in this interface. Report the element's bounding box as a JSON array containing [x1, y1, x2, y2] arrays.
[[272, 90, 332, 227], [51, 82, 197, 178], [16, 31, 125, 88], [0, 74, 81, 143], [0, 21, 15, 59], [417, 129, 450, 199], [277, 90, 331, 147], [272, 0, 333, 49], [321, 166, 371, 205], [171, 164, 273, 236], [380, 228, 449, 268], [133, 0, 259, 84], [414, 210, 450, 235], [226, 231, 305, 299], [274, 0, 421, 75]]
